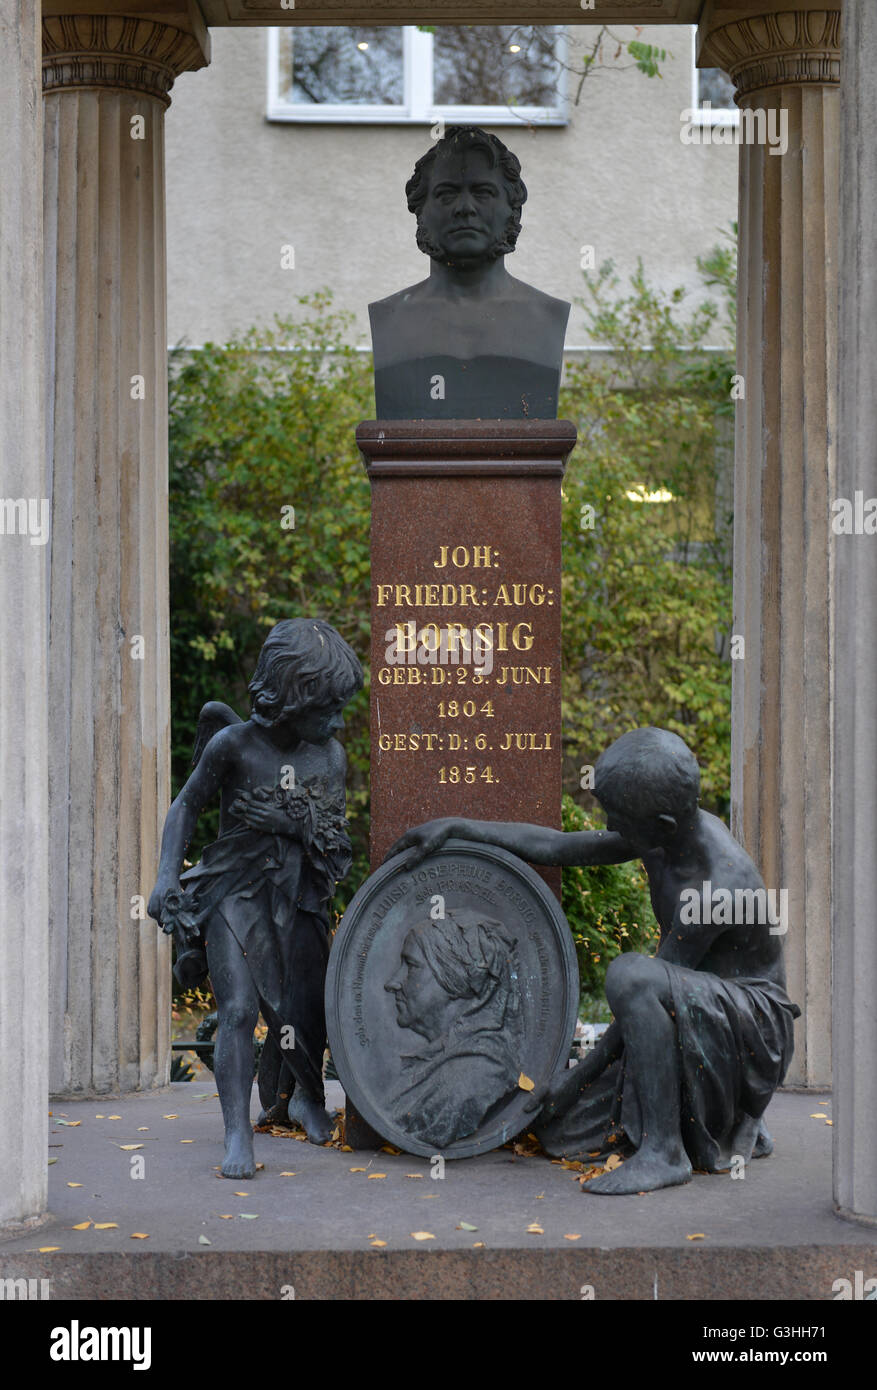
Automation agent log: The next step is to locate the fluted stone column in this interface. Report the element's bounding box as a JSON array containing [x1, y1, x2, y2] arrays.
[[833, 0, 877, 1226], [0, 0, 48, 1228], [42, 15, 208, 1094], [699, 3, 840, 1087]]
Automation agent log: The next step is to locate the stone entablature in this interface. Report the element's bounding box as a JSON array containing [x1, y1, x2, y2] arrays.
[[40, 1, 703, 28]]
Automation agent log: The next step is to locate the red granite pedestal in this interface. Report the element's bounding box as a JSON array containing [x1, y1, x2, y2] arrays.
[[358, 418, 577, 890]]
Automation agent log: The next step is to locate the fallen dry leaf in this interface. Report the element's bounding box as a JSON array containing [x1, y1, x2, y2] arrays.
[[163, 1114, 178, 1120], [56, 1120, 81, 1127], [180, 1140, 194, 1144], [108, 1116, 121, 1121], [367, 1173, 387, 1181], [518, 1072, 535, 1091], [810, 1112, 827, 1119], [512, 1136, 542, 1157], [137, 1127, 149, 1132], [130, 1233, 149, 1240], [457, 1221, 478, 1231], [234, 1191, 248, 1196], [239, 1213, 258, 1219], [686, 1233, 706, 1241], [526, 1223, 544, 1234], [564, 1234, 582, 1241], [67, 1183, 82, 1188], [117, 1144, 142, 1152], [410, 1231, 435, 1241], [380, 1145, 401, 1155], [94, 1223, 118, 1231], [198, 1235, 211, 1245], [38, 1247, 60, 1253], [604, 1153, 623, 1172], [370, 1239, 387, 1247], [47, 1159, 58, 1166], [349, 1167, 367, 1173], [72, 1221, 91, 1231], [340, 1144, 353, 1153], [219, 1215, 234, 1219], [405, 1173, 423, 1180], [279, 1172, 297, 1178]]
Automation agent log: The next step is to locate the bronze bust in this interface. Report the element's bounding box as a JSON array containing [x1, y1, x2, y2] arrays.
[[369, 126, 570, 420]]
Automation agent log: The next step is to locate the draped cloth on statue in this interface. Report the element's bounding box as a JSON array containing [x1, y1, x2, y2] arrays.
[[179, 796, 352, 1102], [535, 962, 801, 1172]]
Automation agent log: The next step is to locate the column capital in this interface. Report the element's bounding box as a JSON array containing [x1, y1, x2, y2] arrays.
[[42, 13, 209, 104], [697, 3, 841, 102]]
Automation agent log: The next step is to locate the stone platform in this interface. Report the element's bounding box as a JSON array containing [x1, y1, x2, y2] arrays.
[[1, 1085, 874, 1300]]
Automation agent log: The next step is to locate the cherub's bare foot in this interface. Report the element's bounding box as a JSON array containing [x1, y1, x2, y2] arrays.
[[584, 1148, 691, 1195], [221, 1129, 256, 1179], [287, 1092, 333, 1145]]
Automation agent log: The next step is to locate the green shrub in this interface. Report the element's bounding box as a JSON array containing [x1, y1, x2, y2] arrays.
[[559, 240, 736, 817]]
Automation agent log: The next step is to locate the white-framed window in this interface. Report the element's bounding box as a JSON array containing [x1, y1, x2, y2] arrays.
[[690, 26, 738, 127], [266, 25, 567, 126]]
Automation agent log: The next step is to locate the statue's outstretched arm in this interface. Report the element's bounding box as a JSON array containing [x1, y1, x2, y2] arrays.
[[387, 817, 635, 868]]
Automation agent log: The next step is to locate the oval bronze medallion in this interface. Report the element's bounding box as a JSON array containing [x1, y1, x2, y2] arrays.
[[326, 839, 579, 1159]]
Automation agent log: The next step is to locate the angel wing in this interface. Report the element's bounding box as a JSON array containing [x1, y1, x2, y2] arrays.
[[191, 700, 244, 769]]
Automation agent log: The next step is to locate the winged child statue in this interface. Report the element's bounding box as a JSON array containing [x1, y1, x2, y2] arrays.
[[148, 619, 363, 1178]]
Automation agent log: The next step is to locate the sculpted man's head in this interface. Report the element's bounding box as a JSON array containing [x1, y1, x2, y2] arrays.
[[405, 126, 528, 269], [384, 909, 522, 1043]]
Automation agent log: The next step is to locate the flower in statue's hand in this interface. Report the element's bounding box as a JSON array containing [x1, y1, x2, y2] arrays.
[[232, 786, 310, 835], [158, 888, 199, 938]]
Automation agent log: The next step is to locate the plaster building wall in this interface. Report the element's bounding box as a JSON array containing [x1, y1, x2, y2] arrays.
[[165, 24, 737, 352]]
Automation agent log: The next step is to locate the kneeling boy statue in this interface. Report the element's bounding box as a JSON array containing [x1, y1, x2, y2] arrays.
[[390, 727, 800, 1195], [149, 619, 363, 1178]]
